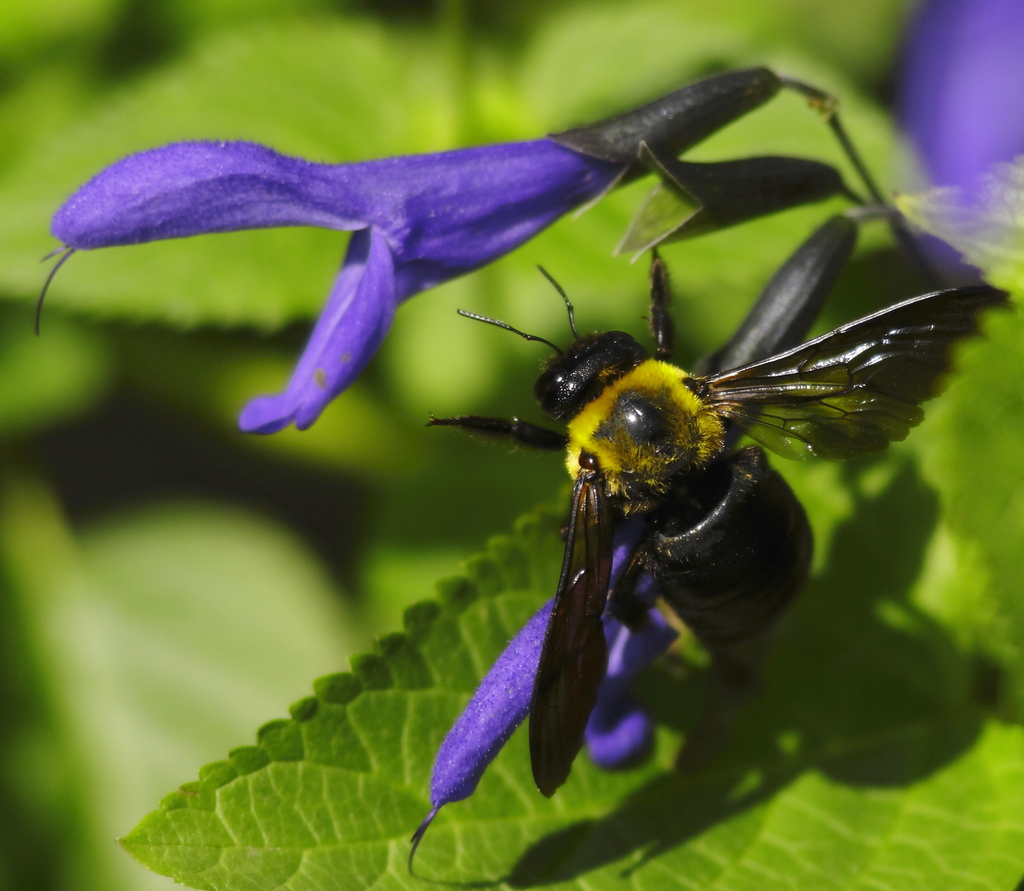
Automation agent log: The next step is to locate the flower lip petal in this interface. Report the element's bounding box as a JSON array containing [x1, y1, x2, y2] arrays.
[[233, 141, 617, 433], [238, 226, 397, 433], [587, 704, 653, 769], [428, 598, 552, 810]]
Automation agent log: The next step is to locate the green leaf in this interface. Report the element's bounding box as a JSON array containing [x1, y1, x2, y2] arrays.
[[520, 0, 908, 127], [919, 303, 1024, 715], [122, 469, 1024, 890], [0, 63, 99, 174], [0, 477, 361, 891], [106, 325, 419, 478], [162, 0, 339, 41]]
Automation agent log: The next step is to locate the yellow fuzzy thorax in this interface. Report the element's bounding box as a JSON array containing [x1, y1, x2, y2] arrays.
[[565, 359, 725, 503]]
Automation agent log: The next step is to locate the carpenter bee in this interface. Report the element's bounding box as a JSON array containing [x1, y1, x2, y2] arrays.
[[430, 250, 1005, 798]]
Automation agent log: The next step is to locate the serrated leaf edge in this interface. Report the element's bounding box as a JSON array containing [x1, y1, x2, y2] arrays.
[[149, 504, 562, 814]]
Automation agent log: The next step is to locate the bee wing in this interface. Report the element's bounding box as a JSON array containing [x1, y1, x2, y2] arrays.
[[529, 466, 613, 798], [701, 285, 1007, 460]]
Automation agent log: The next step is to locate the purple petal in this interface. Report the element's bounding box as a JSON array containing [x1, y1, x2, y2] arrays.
[[52, 141, 370, 247], [52, 139, 618, 267], [428, 599, 552, 810], [238, 226, 396, 432], [900, 0, 1024, 193], [586, 604, 676, 768], [379, 141, 619, 295], [609, 517, 647, 577]]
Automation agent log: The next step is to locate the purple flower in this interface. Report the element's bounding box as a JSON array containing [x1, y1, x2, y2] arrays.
[[899, 0, 1024, 195], [898, 0, 1024, 281], [896, 0, 1024, 283], [52, 139, 619, 432], [410, 522, 676, 860], [51, 68, 790, 433]]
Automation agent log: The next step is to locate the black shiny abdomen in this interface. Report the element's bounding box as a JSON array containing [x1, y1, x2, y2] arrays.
[[651, 446, 812, 645]]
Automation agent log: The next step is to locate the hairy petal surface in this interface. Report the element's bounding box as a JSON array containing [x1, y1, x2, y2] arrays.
[[51, 139, 618, 262], [51, 141, 371, 247], [429, 599, 551, 814]]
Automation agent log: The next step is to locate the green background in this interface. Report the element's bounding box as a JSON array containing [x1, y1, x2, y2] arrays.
[[1, 1, 1023, 889]]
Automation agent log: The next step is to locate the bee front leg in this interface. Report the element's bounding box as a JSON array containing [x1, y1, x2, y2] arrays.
[[427, 415, 567, 451], [648, 251, 675, 361], [608, 541, 653, 631]]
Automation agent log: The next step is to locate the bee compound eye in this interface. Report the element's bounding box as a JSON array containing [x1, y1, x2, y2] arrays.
[[534, 363, 598, 421], [534, 366, 569, 417], [535, 331, 649, 422]]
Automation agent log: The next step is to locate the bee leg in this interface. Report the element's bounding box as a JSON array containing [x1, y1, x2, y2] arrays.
[[648, 250, 675, 361], [427, 415, 567, 451], [608, 542, 652, 631]]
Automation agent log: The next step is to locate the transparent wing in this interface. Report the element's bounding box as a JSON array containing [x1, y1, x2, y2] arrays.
[[701, 285, 1006, 460], [529, 466, 613, 797]]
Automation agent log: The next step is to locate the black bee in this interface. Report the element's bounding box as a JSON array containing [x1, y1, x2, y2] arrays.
[[430, 247, 1005, 798]]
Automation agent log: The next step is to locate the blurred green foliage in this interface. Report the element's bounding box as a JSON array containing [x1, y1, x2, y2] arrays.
[[1, 0, 1023, 889]]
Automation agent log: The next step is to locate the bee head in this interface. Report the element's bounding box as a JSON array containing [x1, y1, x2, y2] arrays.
[[535, 331, 648, 422]]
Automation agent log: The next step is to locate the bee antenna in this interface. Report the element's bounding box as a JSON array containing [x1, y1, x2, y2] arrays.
[[456, 309, 562, 354], [537, 266, 581, 341], [36, 246, 76, 336]]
